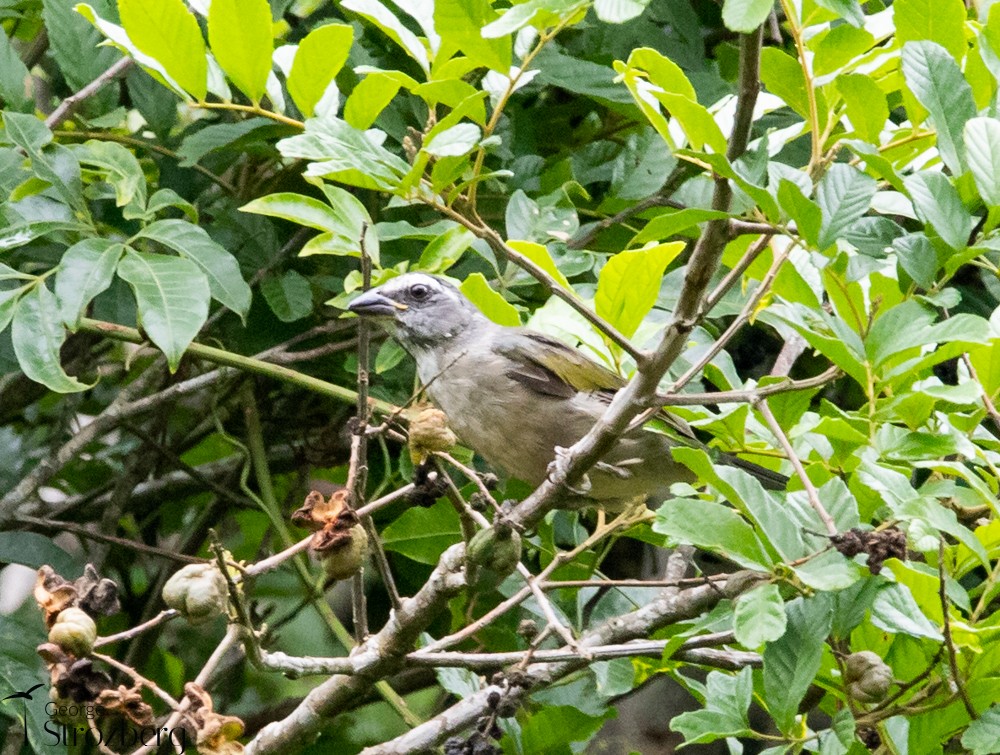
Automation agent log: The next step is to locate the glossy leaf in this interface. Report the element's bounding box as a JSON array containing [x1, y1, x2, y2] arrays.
[[460, 273, 520, 326], [118, 0, 207, 100], [55, 238, 123, 327], [207, 0, 272, 104], [816, 164, 876, 251], [117, 250, 210, 371], [734, 583, 787, 648], [137, 220, 251, 318], [901, 41, 976, 175], [12, 284, 93, 392], [434, 0, 510, 72], [595, 242, 683, 338], [381, 500, 461, 564], [965, 117, 1000, 207], [287, 24, 353, 118], [763, 596, 833, 733], [903, 172, 974, 250]]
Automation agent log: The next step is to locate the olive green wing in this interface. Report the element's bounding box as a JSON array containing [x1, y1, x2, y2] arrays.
[[495, 329, 625, 399]]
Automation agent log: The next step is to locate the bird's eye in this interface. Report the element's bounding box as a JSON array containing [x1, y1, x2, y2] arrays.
[[409, 283, 431, 301]]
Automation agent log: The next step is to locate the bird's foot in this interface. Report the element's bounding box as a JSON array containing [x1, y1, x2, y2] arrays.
[[547, 446, 593, 495]]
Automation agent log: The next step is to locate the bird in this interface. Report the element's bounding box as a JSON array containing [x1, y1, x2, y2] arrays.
[[2, 683, 44, 702], [348, 273, 785, 508]]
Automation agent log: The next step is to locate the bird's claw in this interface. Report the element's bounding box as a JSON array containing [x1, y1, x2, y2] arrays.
[[547, 446, 591, 495]]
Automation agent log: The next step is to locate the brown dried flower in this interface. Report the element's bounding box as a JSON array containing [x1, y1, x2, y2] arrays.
[[96, 685, 154, 727], [184, 683, 245, 755]]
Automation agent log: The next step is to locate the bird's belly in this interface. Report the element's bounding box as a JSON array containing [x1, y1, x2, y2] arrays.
[[425, 374, 688, 503]]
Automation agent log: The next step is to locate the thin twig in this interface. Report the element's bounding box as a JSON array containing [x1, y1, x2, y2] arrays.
[[938, 538, 976, 718], [94, 611, 179, 648], [91, 651, 182, 710], [45, 56, 133, 129], [756, 398, 838, 536]]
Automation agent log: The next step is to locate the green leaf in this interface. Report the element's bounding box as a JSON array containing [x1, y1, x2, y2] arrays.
[[630, 208, 729, 246], [287, 24, 354, 118], [894, 233, 939, 288], [55, 239, 123, 327], [423, 123, 481, 157], [79, 139, 147, 210], [277, 117, 410, 191], [3, 111, 52, 152], [0, 25, 32, 112], [518, 705, 613, 752], [117, 250, 210, 371], [381, 500, 461, 564], [895, 0, 967, 61], [434, 0, 510, 72], [481, 0, 584, 38], [12, 284, 93, 392], [596, 241, 684, 338], [653, 497, 772, 569], [342, 0, 429, 73], [671, 668, 753, 744], [903, 172, 974, 250], [460, 273, 520, 327], [176, 117, 276, 167], [962, 704, 1000, 755], [901, 41, 976, 175], [507, 239, 572, 289], [760, 47, 812, 122], [137, 220, 251, 318], [814, 0, 863, 26], [44, 0, 118, 97], [0, 531, 78, 574], [260, 270, 313, 322], [734, 583, 787, 648], [344, 70, 414, 130], [837, 74, 887, 144], [722, 0, 773, 34], [777, 179, 821, 248], [207, 0, 272, 104], [816, 164, 876, 251], [965, 117, 1000, 207], [763, 595, 833, 733], [0, 284, 28, 333], [594, 0, 651, 23], [870, 582, 943, 640], [241, 192, 348, 233], [418, 225, 475, 273], [118, 0, 207, 100], [0, 220, 88, 252]]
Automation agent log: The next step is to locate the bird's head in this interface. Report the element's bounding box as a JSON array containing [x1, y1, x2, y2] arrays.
[[347, 273, 485, 352]]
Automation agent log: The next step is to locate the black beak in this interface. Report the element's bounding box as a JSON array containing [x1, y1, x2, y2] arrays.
[[347, 290, 406, 317]]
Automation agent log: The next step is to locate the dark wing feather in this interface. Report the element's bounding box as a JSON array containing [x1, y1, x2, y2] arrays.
[[497, 329, 625, 399]]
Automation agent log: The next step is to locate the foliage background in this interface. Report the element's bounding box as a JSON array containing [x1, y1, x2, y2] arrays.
[[1, 0, 1000, 753]]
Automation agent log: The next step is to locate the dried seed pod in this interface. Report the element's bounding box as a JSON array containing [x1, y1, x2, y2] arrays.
[[321, 524, 369, 581], [48, 607, 97, 657], [844, 650, 893, 704], [465, 522, 522, 589], [406, 404, 457, 464], [162, 563, 228, 625]]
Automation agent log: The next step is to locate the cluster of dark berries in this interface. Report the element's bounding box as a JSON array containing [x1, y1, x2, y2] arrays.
[[830, 527, 907, 575], [408, 462, 449, 506]]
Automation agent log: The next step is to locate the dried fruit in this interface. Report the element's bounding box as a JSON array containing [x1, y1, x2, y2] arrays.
[[465, 521, 522, 589], [844, 651, 893, 704], [162, 563, 228, 625], [48, 607, 97, 657], [321, 523, 369, 581], [293, 490, 370, 580], [183, 683, 245, 754], [406, 404, 457, 464], [34, 564, 121, 627]]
